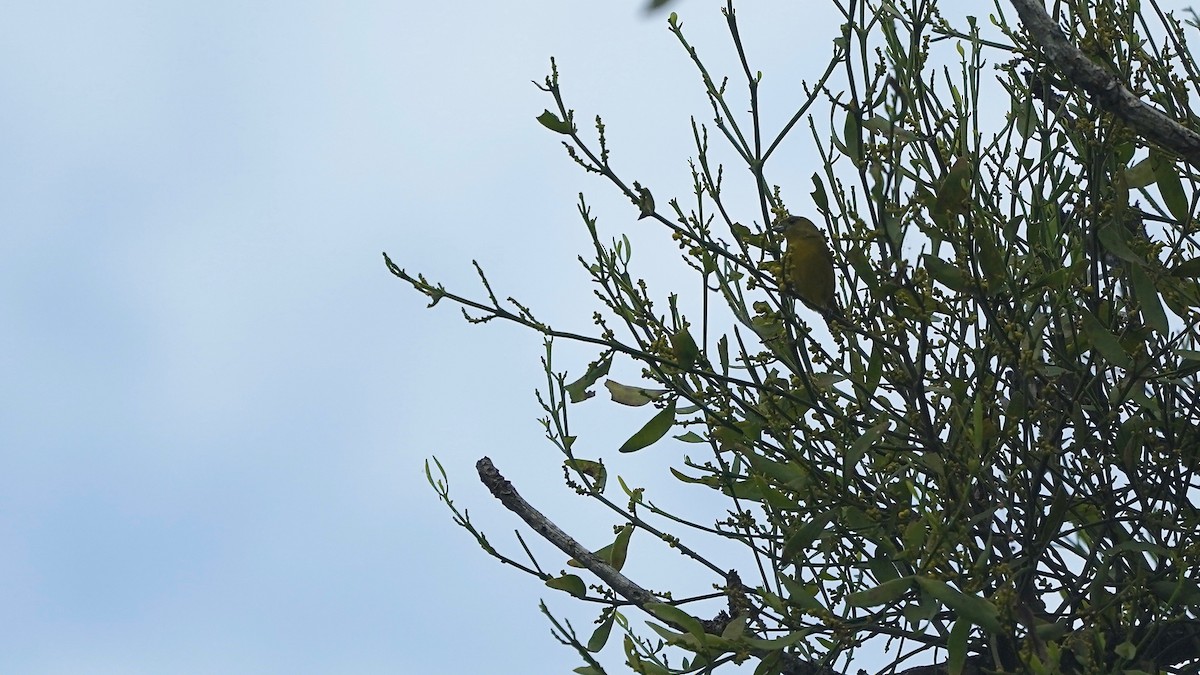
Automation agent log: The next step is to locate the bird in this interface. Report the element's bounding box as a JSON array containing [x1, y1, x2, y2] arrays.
[[773, 215, 842, 320]]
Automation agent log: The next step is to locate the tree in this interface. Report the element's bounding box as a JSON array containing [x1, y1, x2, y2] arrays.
[[388, 1, 1200, 672]]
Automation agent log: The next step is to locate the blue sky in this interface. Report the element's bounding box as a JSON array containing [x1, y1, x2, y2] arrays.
[[10, 1, 1181, 673], [0, 3, 838, 672]]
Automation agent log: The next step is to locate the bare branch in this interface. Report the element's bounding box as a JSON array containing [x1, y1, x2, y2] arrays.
[[476, 456, 658, 606], [1008, 0, 1200, 168]]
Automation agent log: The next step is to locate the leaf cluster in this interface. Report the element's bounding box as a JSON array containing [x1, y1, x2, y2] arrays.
[[394, 1, 1200, 673]]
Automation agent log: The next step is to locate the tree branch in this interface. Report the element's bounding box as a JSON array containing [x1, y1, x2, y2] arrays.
[[476, 456, 849, 675], [1008, 0, 1200, 169], [475, 456, 658, 606]]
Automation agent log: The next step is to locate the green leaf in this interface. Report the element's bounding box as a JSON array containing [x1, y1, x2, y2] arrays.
[[1125, 155, 1157, 188], [867, 555, 900, 583], [1162, 277, 1200, 314], [567, 525, 632, 570], [587, 611, 616, 652], [1152, 150, 1189, 222], [1097, 221, 1143, 264], [1173, 257, 1200, 278], [1114, 164, 1131, 208], [607, 524, 633, 570], [1150, 577, 1200, 605], [847, 419, 888, 468], [846, 241, 878, 293], [1130, 265, 1168, 334], [948, 618, 970, 675], [670, 467, 716, 487], [624, 634, 673, 675], [882, 210, 904, 249], [546, 574, 587, 598], [778, 575, 821, 610], [743, 628, 812, 650], [846, 577, 913, 607], [564, 458, 607, 493], [934, 156, 973, 219], [537, 109, 575, 134], [1011, 93, 1035, 139], [752, 652, 784, 675], [744, 450, 808, 488], [1114, 640, 1137, 660], [903, 519, 927, 554], [974, 226, 1005, 281], [721, 615, 748, 641], [735, 476, 801, 509], [1115, 139, 1136, 164], [781, 510, 836, 562], [810, 174, 829, 213], [914, 577, 1001, 633], [644, 622, 715, 652], [645, 602, 707, 642], [903, 595, 940, 624], [616, 476, 644, 504], [618, 398, 677, 452], [843, 108, 863, 167], [565, 354, 612, 403], [860, 115, 919, 141], [1080, 308, 1133, 368], [864, 340, 883, 394], [670, 326, 701, 369], [730, 221, 755, 245], [924, 254, 971, 293], [1035, 262, 1083, 291], [605, 380, 668, 406]]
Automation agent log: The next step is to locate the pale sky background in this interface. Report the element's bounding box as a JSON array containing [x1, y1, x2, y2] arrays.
[[2, 2, 1192, 674]]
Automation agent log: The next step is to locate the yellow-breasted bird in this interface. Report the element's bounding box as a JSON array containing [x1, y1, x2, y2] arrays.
[[773, 215, 842, 320]]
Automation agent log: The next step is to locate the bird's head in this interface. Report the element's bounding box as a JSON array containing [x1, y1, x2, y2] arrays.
[[772, 215, 822, 240]]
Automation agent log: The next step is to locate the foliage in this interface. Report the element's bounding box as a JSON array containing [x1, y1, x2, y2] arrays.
[[391, 1, 1200, 673]]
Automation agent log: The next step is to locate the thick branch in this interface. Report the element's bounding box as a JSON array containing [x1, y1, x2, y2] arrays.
[[475, 456, 657, 606], [476, 457, 849, 675], [1008, 0, 1200, 169]]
